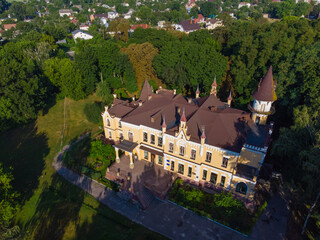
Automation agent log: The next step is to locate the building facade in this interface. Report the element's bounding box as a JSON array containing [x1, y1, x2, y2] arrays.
[[102, 67, 276, 200]]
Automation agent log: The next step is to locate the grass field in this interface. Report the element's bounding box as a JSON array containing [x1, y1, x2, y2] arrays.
[[0, 95, 166, 240]]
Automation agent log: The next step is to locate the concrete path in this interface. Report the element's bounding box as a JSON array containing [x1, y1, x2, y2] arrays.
[[53, 139, 245, 240], [248, 191, 289, 240]]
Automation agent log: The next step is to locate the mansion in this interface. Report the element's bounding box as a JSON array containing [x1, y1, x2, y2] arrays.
[[102, 66, 277, 200]]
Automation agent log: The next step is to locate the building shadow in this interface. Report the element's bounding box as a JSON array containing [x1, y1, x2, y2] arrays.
[[0, 122, 49, 204], [29, 173, 85, 240]]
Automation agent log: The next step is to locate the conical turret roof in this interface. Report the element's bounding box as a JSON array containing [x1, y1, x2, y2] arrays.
[[253, 66, 277, 102]]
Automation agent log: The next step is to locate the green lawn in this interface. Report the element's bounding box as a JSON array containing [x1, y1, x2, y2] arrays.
[[0, 95, 166, 240]]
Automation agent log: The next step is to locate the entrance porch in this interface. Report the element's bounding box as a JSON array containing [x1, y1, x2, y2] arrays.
[[106, 155, 177, 209]]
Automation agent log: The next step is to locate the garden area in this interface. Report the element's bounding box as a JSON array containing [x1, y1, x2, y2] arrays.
[[63, 134, 120, 191], [168, 178, 268, 234]]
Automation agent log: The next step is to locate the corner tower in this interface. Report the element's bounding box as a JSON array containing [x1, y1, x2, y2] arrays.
[[250, 66, 277, 125]]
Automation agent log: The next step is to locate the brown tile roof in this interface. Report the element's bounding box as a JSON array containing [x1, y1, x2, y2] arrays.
[[3, 24, 16, 30], [178, 20, 201, 32], [108, 83, 260, 153], [253, 66, 277, 102], [131, 24, 150, 31], [139, 81, 154, 102]]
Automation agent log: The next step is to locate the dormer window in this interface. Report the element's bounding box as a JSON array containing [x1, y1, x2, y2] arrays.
[[107, 119, 110, 126]]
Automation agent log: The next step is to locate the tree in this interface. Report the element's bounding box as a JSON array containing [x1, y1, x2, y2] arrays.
[[0, 42, 50, 131], [200, 2, 220, 17], [0, 0, 8, 14], [44, 58, 87, 100], [190, 6, 199, 19], [0, 164, 20, 239], [9, 2, 26, 21], [137, 6, 154, 24], [121, 43, 159, 89], [89, 140, 115, 166]]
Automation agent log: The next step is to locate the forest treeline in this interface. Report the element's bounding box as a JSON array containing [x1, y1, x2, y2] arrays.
[[1, 16, 320, 236]]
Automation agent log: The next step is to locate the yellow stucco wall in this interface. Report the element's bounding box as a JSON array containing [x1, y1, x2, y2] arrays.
[[102, 110, 258, 198]]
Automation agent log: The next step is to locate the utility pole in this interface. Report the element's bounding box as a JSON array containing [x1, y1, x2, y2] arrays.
[[301, 191, 320, 235]]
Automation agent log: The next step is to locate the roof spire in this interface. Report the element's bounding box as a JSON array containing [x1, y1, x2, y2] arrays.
[[210, 76, 217, 96], [228, 90, 232, 100], [162, 115, 167, 128], [181, 108, 187, 122], [196, 85, 200, 98], [201, 127, 206, 139], [252, 66, 277, 102]]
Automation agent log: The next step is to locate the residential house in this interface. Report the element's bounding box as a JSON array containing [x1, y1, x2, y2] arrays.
[[3, 24, 16, 31], [59, 9, 72, 17], [90, 13, 108, 26], [130, 24, 150, 32], [73, 5, 82, 10], [70, 18, 78, 25], [158, 20, 166, 28], [108, 11, 119, 20], [238, 2, 251, 8], [194, 14, 205, 23], [80, 23, 89, 31], [205, 19, 223, 30], [102, 67, 277, 200], [72, 30, 93, 41], [185, 1, 196, 13], [175, 19, 200, 33]]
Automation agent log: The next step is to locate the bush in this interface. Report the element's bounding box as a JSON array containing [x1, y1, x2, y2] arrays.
[[84, 102, 103, 124]]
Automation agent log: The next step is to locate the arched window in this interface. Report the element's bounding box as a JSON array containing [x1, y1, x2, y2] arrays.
[[107, 119, 110, 126], [236, 182, 248, 195]]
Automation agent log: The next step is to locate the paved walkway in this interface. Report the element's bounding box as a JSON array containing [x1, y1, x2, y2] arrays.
[[53, 139, 245, 240], [248, 191, 289, 240]]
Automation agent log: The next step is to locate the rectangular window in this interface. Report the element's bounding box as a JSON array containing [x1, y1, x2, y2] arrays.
[[144, 151, 148, 160], [169, 143, 174, 153], [179, 146, 185, 156], [190, 149, 196, 160], [220, 176, 226, 187], [171, 161, 175, 171], [108, 131, 112, 138], [118, 120, 122, 128], [202, 169, 207, 180], [119, 132, 123, 140], [143, 132, 148, 142], [205, 152, 212, 163], [188, 167, 192, 177], [158, 156, 163, 165], [151, 134, 155, 144], [178, 164, 184, 174], [222, 157, 228, 168], [210, 172, 217, 184], [158, 136, 163, 147]]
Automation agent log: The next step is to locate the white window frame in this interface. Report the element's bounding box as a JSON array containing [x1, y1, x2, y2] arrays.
[[179, 145, 185, 156], [190, 148, 196, 160], [150, 134, 155, 144], [205, 151, 212, 162], [222, 156, 230, 168], [143, 132, 148, 142], [169, 142, 174, 153]]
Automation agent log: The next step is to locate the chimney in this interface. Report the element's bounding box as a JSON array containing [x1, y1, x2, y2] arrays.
[[227, 90, 232, 107], [188, 98, 192, 104], [113, 93, 117, 98], [132, 96, 135, 101], [138, 100, 142, 106], [201, 128, 206, 145], [190, 19, 192, 24], [177, 107, 181, 113], [173, 89, 176, 95], [148, 95, 152, 100], [196, 85, 200, 99]]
